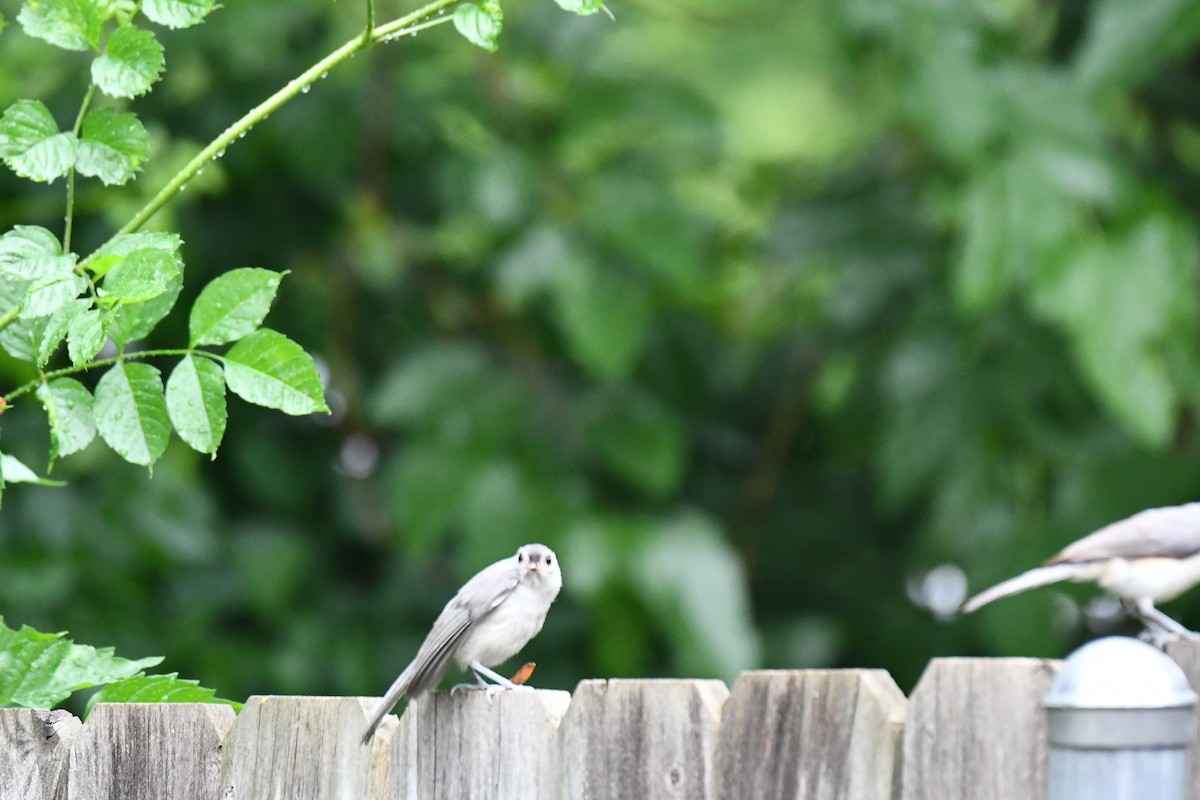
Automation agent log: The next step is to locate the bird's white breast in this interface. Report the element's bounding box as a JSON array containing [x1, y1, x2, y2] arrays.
[[453, 577, 557, 669], [1099, 553, 1200, 602]]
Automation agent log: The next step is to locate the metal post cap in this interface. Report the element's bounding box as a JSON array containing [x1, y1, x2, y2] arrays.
[[1044, 636, 1198, 749]]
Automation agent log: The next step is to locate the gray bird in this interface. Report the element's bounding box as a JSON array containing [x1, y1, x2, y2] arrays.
[[961, 502, 1200, 637], [361, 543, 562, 744]]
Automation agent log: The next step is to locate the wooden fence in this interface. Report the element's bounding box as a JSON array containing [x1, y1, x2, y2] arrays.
[[3, 639, 1200, 800]]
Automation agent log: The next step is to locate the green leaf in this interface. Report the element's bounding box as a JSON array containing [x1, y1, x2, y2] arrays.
[[224, 329, 328, 415], [107, 273, 182, 346], [0, 225, 75, 280], [0, 312, 44, 362], [76, 107, 150, 186], [382, 442, 476, 552], [141, 0, 219, 29], [582, 389, 686, 499], [0, 275, 36, 361], [0, 617, 162, 707], [102, 247, 179, 303], [551, 0, 609, 16], [1075, 0, 1200, 92], [67, 307, 110, 365], [636, 513, 760, 681], [453, 2, 503, 52], [86, 672, 241, 712], [37, 297, 89, 367], [17, 0, 104, 51], [1, 453, 65, 486], [91, 25, 164, 99], [0, 99, 76, 183], [189, 267, 283, 346], [554, 261, 651, 380], [91, 231, 182, 267], [37, 377, 97, 463], [103, 242, 184, 346], [1032, 212, 1195, 447], [93, 362, 170, 467], [21, 273, 86, 319], [166, 355, 227, 455]]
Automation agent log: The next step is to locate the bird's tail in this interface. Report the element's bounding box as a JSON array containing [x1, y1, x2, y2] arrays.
[[361, 666, 416, 745], [961, 563, 1095, 614]]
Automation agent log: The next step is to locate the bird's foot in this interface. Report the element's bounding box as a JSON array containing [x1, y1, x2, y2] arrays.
[[1137, 626, 1200, 650], [465, 661, 536, 703], [483, 682, 534, 702]]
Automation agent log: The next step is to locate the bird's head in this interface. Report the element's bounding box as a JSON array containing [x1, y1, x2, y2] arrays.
[[516, 543, 562, 593]]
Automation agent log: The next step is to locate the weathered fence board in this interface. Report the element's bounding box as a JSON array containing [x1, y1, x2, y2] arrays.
[[9, 646, 1200, 800], [560, 679, 728, 799], [1166, 636, 1200, 800], [0, 708, 80, 800], [902, 657, 1060, 800], [389, 689, 571, 800], [69, 703, 233, 800], [221, 696, 380, 800], [714, 669, 906, 800]]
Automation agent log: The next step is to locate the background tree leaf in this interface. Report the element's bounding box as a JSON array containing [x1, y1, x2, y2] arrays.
[[635, 513, 760, 681], [554, 261, 651, 380], [581, 388, 686, 499]]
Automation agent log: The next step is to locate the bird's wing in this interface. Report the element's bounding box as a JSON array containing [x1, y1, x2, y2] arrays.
[[403, 558, 521, 693], [453, 557, 522, 621], [1049, 503, 1200, 564], [361, 557, 522, 744]]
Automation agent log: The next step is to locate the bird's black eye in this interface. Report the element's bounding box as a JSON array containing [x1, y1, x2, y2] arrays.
[[517, 552, 524, 562], [545, 554, 552, 565]]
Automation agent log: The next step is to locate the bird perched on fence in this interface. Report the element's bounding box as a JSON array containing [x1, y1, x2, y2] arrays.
[[961, 502, 1200, 639], [361, 543, 562, 744]]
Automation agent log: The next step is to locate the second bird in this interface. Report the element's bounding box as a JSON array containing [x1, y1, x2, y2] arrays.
[[361, 543, 562, 744], [961, 502, 1200, 638]]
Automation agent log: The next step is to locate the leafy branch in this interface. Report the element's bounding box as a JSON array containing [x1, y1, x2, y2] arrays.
[[91, 0, 467, 259], [0, 615, 239, 712], [0, 0, 600, 507]]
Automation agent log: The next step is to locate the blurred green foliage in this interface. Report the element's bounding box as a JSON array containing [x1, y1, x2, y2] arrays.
[[4, 0, 1200, 705]]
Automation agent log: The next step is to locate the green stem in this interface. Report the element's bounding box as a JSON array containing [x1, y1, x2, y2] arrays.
[[64, 83, 97, 255], [0, 304, 19, 336], [365, 0, 376, 43], [81, 0, 462, 267], [6, 348, 199, 402]]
